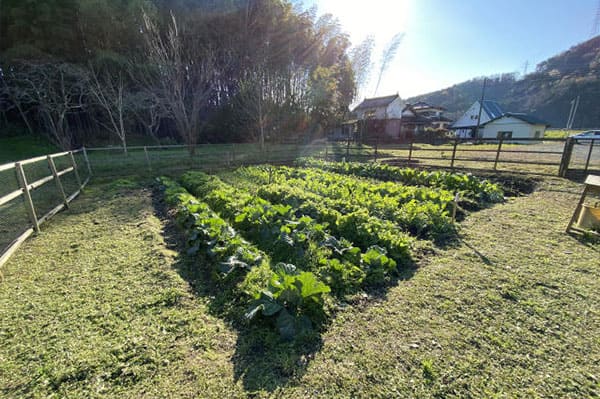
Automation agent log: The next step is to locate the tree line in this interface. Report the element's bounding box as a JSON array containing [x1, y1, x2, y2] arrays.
[[0, 0, 363, 152]]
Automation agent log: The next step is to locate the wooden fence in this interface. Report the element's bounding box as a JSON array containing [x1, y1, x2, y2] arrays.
[[1, 137, 597, 267], [80, 137, 598, 179], [329, 136, 598, 177], [0, 149, 91, 267]]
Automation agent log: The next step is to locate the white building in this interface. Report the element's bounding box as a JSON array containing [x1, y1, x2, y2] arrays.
[[351, 94, 405, 140], [452, 100, 549, 140], [353, 94, 404, 120], [479, 113, 548, 140]]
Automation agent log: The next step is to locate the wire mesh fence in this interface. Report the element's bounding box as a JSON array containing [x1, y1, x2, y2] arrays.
[[0, 149, 91, 266], [1, 137, 598, 267]]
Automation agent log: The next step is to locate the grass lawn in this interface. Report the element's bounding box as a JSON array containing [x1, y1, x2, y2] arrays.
[[0, 173, 598, 397], [0, 135, 58, 164]]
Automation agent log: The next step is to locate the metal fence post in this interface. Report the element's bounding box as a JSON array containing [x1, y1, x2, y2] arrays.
[[82, 147, 93, 176], [47, 155, 68, 207], [450, 138, 458, 169], [15, 162, 40, 233], [493, 137, 504, 171], [68, 151, 82, 188]]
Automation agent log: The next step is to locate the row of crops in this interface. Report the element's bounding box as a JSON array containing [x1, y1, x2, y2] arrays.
[[159, 160, 504, 339]]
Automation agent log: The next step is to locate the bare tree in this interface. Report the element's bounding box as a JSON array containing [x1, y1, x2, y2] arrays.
[[88, 67, 129, 153], [4, 63, 87, 150], [0, 72, 37, 136], [235, 75, 271, 149], [128, 88, 165, 145], [141, 10, 218, 155], [373, 33, 404, 96], [349, 35, 375, 100]]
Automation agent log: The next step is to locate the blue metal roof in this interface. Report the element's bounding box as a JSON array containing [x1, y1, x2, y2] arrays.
[[495, 112, 550, 126], [481, 100, 504, 119]]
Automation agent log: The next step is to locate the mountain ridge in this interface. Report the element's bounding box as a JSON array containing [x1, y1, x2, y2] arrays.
[[407, 35, 600, 128]]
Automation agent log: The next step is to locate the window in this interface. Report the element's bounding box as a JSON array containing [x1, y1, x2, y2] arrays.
[[534, 131, 541, 138], [497, 131, 512, 139]]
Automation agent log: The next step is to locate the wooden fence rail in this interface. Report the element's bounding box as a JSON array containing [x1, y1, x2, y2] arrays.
[[0, 148, 91, 268], [1, 137, 596, 267]]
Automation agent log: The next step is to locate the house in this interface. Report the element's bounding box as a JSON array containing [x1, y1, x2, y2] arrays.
[[352, 94, 404, 141], [410, 101, 453, 130], [451, 100, 549, 140], [476, 113, 549, 140], [353, 94, 404, 120], [398, 104, 431, 138], [327, 120, 358, 141], [452, 100, 504, 137]]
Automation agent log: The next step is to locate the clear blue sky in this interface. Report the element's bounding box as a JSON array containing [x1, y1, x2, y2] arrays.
[[310, 0, 599, 98]]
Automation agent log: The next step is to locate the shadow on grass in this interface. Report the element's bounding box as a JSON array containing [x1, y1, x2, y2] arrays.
[[151, 185, 327, 392], [567, 231, 600, 251], [460, 238, 494, 266]]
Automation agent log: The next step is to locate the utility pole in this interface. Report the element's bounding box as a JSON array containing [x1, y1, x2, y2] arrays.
[[522, 60, 529, 77], [473, 78, 487, 139], [567, 95, 580, 129]]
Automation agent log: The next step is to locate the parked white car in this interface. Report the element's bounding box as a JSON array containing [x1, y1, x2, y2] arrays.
[[571, 130, 600, 144]]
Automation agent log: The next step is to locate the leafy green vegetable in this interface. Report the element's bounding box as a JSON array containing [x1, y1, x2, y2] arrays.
[[245, 263, 330, 340], [296, 158, 504, 204]]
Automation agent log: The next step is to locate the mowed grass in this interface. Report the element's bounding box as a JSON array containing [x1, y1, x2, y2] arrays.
[[0, 173, 599, 397]]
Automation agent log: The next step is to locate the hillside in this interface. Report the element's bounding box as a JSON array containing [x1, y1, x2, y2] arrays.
[[408, 36, 600, 128]]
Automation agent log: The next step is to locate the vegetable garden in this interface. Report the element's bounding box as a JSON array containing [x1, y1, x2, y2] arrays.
[[160, 160, 504, 339]]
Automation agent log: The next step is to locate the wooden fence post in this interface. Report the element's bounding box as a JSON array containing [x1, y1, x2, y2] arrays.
[[584, 139, 595, 173], [408, 140, 414, 162], [451, 192, 460, 223], [325, 145, 328, 161], [374, 137, 378, 161], [558, 137, 574, 177], [144, 146, 152, 172], [15, 162, 40, 233], [266, 142, 271, 163], [69, 151, 82, 188], [346, 135, 350, 158], [493, 137, 504, 171], [82, 147, 92, 176], [47, 155, 68, 207], [450, 139, 458, 169]]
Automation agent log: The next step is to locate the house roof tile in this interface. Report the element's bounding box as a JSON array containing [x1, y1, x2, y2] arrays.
[[353, 94, 399, 111]]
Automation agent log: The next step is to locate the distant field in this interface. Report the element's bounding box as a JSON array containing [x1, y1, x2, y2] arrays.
[[544, 129, 586, 139]]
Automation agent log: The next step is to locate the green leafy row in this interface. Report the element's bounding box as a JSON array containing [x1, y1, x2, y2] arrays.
[[161, 176, 267, 279], [181, 172, 398, 293], [160, 177, 332, 340], [297, 158, 504, 203], [228, 181, 414, 264], [232, 166, 455, 241]]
